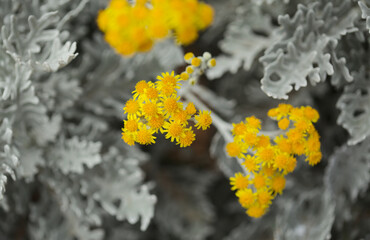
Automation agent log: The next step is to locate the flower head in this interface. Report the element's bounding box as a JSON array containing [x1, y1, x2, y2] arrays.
[[121, 52, 215, 147], [97, 0, 214, 56], [227, 104, 322, 218], [194, 110, 212, 130]]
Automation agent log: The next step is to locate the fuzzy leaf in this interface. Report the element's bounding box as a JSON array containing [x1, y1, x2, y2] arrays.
[[49, 137, 102, 174], [359, 1, 370, 32], [275, 190, 335, 240], [337, 70, 370, 145], [80, 147, 156, 231], [260, 1, 357, 99], [325, 139, 370, 222], [16, 148, 44, 181], [32, 40, 78, 72], [207, 3, 278, 79]]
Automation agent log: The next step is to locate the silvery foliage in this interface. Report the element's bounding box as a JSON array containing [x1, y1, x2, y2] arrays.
[[0, 0, 161, 237], [260, 0, 357, 99], [325, 138, 370, 225], [207, 1, 281, 79], [359, 0, 370, 32], [274, 190, 335, 240], [154, 168, 215, 240]]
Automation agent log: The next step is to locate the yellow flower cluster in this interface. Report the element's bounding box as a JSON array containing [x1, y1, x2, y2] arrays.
[[227, 104, 321, 218], [122, 53, 216, 147], [97, 0, 214, 56]]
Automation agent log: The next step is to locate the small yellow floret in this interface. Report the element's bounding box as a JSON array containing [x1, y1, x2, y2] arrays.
[[133, 80, 149, 98], [256, 135, 271, 148], [124, 119, 139, 132], [142, 101, 159, 117], [232, 122, 247, 136], [136, 128, 156, 145], [253, 174, 267, 189], [178, 128, 195, 147], [164, 121, 184, 142], [194, 110, 212, 130], [148, 115, 165, 131], [186, 66, 194, 74], [163, 97, 180, 115], [261, 165, 275, 177], [306, 152, 322, 166], [278, 118, 290, 130], [303, 106, 319, 122], [122, 131, 136, 146], [246, 204, 266, 218], [157, 71, 179, 86], [191, 57, 202, 67], [256, 147, 275, 166], [145, 87, 159, 100], [230, 173, 249, 191], [124, 99, 140, 116], [185, 102, 197, 115], [256, 189, 273, 206], [236, 188, 255, 208], [176, 27, 198, 45], [271, 175, 286, 194], [242, 155, 260, 173], [172, 110, 190, 125], [180, 72, 189, 81], [226, 142, 242, 157], [208, 58, 216, 67], [184, 52, 194, 61], [246, 116, 261, 130], [274, 153, 289, 171]]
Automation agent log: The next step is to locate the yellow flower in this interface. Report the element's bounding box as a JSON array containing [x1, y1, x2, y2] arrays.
[[232, 122, 248, 136], [148, 115, 165, 132], [271, 175, 286, 195], [163, 121, 185, 142], [256, 146, 275, 166], [194, 110, 212, 130], [123, 99, 140, 116], [278, 118, 290, 130], [123, 118, 139, 132], [207, 58, 216, 68], [236, 188, 255, 208], [162, 95, 182, 116], [256, 189, 273, 207], [133, 80, 150, 99], [226, 142, 243, 158], [136, 127, 156, 145], [252, 173, 268, 190], [185, 102, 197, 115], [306, 152, 322, 166], [230, 173, 249, 191], [191, 57, 202, 67], [177, 128, 195, 147], [180, 72, 189, 81], [142, 101, 160, 118], [274, 152, 293, 172], [245, 116, 261, 131], [184, 52, 194, 61], [242, 155, 260, 173], [121, 131, 136, 146], [246, 204, 266, 218]]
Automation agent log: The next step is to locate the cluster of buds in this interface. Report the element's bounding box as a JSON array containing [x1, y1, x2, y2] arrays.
[[180, 52, 216, 85], [227, 104, 321, 218]]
